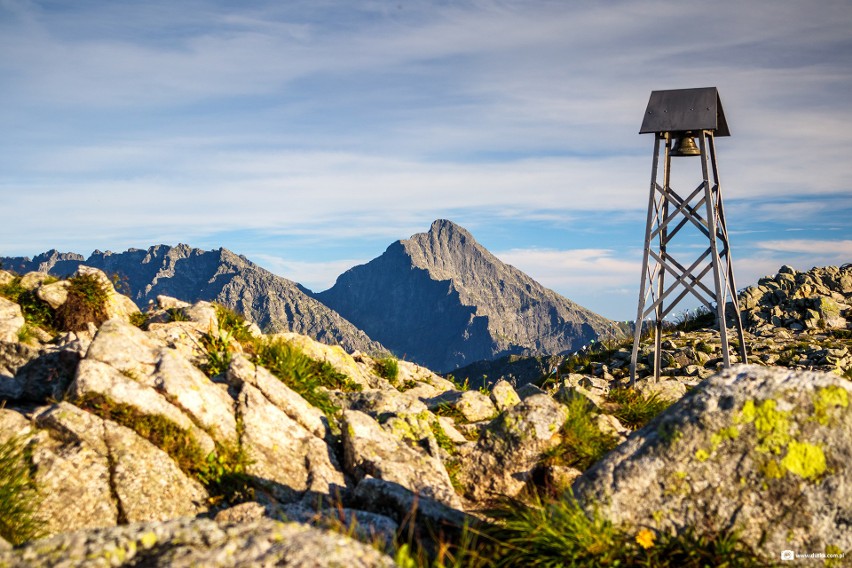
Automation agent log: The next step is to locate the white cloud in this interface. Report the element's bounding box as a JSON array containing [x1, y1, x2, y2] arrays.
[[4, 148, 648, 236], [729, 241, 852, 296], [494, 247, 642, 319], [1, 0, 851, 320], [248, 254, 368, 292], [755, 239, 852, 257]]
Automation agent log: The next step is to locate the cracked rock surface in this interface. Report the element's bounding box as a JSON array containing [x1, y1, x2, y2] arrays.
[[0, 517, 396, 568]]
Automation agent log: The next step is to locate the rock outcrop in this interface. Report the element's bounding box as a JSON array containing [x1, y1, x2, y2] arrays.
[[317, 219, 618, 372], [461, 394, 568, 502], [573, 364, 852, 558], [35, 402, 209, 532], [0, 297, 24, 343], [342, 409, 462, 509], [0, 269, 491, 562], [740, 264, 852, 332]]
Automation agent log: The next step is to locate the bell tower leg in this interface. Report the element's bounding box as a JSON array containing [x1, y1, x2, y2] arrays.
[[630, 134, 664, 386], [699, 131, 731, 367]]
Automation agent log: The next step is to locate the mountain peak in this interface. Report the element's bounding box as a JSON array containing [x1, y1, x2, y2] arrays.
[[424, 219, 475, 245], [428, 218, 470, 236], [318, 220, 615, 371], [402, 220, 482, 277]]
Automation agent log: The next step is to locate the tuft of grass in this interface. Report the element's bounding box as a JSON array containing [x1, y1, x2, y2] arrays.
[[486, 493, 622, 566], [446, 374, 470, 391], [195, 439, 255, 507], [648, 526, 770, 567], [434, 402, 468, 425], [76, 393, 254, 506], [487, 495, 619, 566], [393, 521, 494, 568], [429, 420, 457, 455], [0, 277, 26, 303], [200, 329, 236, 378], [213, 303, 257, 345], [0, 435, 43, 546], [673, 305, 716, 332], [166, 307, 189, 322], [54, 273, 110, 331], [254, 337, 362, 417], [0, 276, 55, 331], [77, 393, 208, 474], [827, 329, 852, 340], [694, 341, 715, 355], [16, 324, 37, 345], [199, 305, 260, 378], [128, 310, 149, 329], [375, 356, 399, 382], [428, 419, 464, 493], [483, 492, 768, 567], [606, 387, 672, 430], [541, 396, 619, 473]]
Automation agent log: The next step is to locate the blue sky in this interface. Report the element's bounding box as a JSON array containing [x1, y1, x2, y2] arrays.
[[1, 0, 851, 321]]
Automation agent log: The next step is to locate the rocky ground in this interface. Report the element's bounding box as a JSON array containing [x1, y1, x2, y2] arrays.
[[0, 263, 849, 566], [453, 264, 852, 391]]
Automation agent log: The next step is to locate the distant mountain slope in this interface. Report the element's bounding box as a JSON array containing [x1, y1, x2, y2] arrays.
[[316, 219, 618, 372], [1, 250, 85, 275], [1, 245, 385, 355]]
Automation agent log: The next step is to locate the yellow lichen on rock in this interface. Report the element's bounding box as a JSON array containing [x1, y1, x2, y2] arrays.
[[738, 399, 792, 454], [780, 441, 826, 480], [813, 386, 849, 425]]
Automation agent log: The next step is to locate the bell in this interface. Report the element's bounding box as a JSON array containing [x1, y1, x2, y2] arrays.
[[670, 135, 701, 157]]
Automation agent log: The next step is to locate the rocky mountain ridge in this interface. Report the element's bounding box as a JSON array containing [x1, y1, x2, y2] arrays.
[[1, 244, 385, 356], [0, 263, 849, 565], [317, 219, 619, 372], [2, 220, 619, 373]]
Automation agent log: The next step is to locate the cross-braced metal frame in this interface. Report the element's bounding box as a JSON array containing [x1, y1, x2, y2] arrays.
[[629, 130, 747, 385]]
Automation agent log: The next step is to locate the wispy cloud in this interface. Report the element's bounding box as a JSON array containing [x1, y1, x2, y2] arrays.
[[2, 0, 851, 319], [495, 247, 641, 319], [756, 239, 852, 257], [248, 254, 368, 292]]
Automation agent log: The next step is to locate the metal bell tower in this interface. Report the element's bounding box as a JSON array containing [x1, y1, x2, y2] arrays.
[[629, 87, 747, 385]]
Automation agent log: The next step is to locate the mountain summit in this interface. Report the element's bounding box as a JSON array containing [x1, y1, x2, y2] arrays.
[[316, 219, 616, 371]]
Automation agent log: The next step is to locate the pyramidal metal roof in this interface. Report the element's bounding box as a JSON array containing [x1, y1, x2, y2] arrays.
[[640, 87, 730, 136]]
